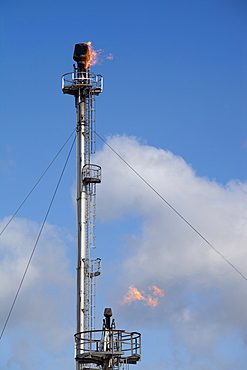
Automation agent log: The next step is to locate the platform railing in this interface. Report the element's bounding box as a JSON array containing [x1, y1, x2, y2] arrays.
[[82, 164, 101, 184], [75, 329, 141, 363], [62, 72, 103, 91]]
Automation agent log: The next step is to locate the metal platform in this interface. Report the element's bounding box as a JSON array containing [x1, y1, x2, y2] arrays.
[[82, 164, 102, 184], [75, 329, 141, 368], [62, 72, 103, 96]]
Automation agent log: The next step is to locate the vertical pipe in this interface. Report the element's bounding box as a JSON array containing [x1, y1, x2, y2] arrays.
[[62, 61, 104, 370], [76, 89, 87, 347]]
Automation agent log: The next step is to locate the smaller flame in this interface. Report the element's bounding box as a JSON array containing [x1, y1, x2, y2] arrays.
[[149, 285, 165, 297], [122, 286, 146, 304], [122, 285, 165, 308], [145, 296, 159, 308]]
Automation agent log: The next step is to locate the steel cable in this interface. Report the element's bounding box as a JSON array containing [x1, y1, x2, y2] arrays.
[[0, 135, 76, 339], [0, 129, 75, 237]]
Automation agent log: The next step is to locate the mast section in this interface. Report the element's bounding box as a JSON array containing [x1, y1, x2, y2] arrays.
[[62, 42, 103, 369], [62, 43, 141, 370], [75, 79, 101, 336]]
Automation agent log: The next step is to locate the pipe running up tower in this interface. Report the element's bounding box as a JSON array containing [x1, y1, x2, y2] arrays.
[[62, 43, 141, 370]]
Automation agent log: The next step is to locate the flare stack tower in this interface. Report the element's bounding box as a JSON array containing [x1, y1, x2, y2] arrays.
[[62, 43, 141, 370]]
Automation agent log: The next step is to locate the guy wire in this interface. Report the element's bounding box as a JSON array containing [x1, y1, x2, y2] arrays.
[[95, 131, 247, 282], [0, 135, 76, 339]]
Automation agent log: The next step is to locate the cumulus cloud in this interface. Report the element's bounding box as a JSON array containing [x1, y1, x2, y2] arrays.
[[1, 135, 247, 369], [94, 135, 247, 368], [0, 217, 75, 370]]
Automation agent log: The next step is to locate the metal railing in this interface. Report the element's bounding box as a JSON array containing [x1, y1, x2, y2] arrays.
[[82, 164, 101, 183], [75, 329, 141, 361], [62, 72, 103, 92]]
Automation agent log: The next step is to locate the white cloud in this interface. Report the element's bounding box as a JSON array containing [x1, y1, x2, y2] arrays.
[[0, 217, 75, 369], [94, 135, 247, 368], [1, 135, 247, 369]]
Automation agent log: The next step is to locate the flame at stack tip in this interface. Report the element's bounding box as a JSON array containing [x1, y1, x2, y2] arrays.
[[73, 42, 113, 71], [85, 41, 113, 69], [122, 285, 165, 308], [85, 41, 101, 69]]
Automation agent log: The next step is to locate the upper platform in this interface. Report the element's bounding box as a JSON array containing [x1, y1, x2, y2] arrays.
[[75, 329, 141, 367], [62, 71, 103, 96]]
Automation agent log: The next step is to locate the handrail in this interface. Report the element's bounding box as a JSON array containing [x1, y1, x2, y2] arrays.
[[62, 71, 103, 91], [75, 329, 141, 358], [82, 164, 101, 183]]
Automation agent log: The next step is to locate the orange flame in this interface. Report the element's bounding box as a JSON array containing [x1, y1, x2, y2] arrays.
[[149, 285, 165, 297], [83, 43, 91, 70], [145, 296, 159, 308], [85, 41, 113, 69], [122, 285, 164, 308], [122, 286, 146, 304], [86, 41, 103, 69]]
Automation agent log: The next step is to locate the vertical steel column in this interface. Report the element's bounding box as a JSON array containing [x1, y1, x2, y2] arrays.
[[76, 89, 87, 336], [62, 61, 105, 370]]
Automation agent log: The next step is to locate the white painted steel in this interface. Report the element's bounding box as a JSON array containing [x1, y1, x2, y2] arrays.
[[62, 66, 141, 369], [76, 92, 87, 336]]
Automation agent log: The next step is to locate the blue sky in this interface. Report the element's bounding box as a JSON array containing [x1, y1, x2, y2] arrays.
[[1, 0, 247, 369]]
